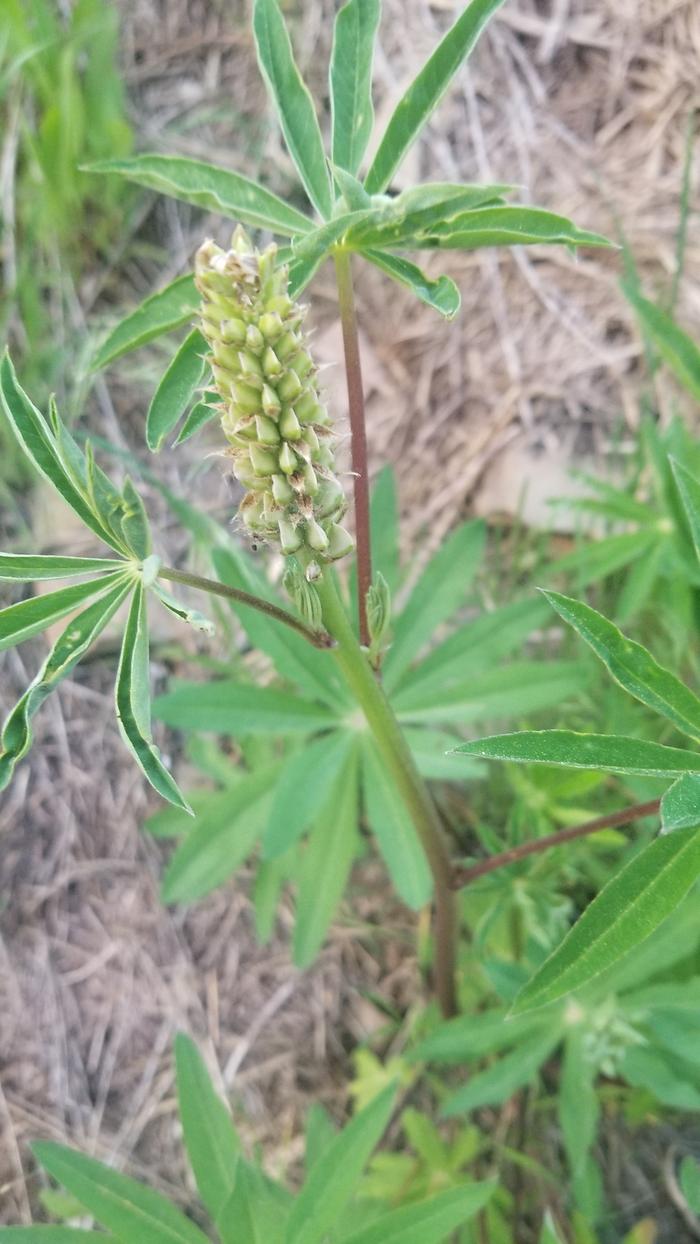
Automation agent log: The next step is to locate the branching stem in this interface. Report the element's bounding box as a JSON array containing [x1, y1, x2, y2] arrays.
[[334, 250, 372, 646], [158, 565, 333, 649], [452, 799, 660, 889]]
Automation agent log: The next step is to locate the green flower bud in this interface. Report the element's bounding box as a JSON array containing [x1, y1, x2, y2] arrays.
[[283, 564, 323, 632], [195, 230, 351, 562], [326, 523, 355, 561]]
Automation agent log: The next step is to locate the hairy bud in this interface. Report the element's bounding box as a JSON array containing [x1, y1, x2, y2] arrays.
[[195, 229, 353, 562]]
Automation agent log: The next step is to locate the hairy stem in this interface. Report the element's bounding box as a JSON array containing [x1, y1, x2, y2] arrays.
[[158, 565, 334, 649], [334, 250, 372, 646], [315, 569, 458, 1018], [452, 799, 661, 889]]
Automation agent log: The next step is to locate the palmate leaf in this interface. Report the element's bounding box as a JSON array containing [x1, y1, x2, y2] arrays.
[[0, 575, 133, 792], [32, 1142, 211, 1244], [512, 827, 700, 1013], [285, 1083, 396, 1244], [330, 0, 380, 177], [87, 154, 313, 236], [292, 745, 360, 969], [542, 589, 700, 742], [364, 0, 508, 195], [455, 730, 700, 777], [91, 274, 200, 371], [146, 329, 208, 452], [365, 250, 461, 318], [175, 1034, 239, 1223], [115, 585, 191, 812], [340, 1182, 496, 1244], [253, 0, 332, 218]]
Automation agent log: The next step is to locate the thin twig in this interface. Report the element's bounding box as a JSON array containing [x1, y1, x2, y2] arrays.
[[334, 250, 372, 646], [158, 565, 334, 649], [451, 799, 661, 889]]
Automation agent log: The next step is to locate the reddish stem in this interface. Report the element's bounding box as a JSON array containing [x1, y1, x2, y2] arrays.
[[334, 250, 372, 646], [451, 799, 661, 889]]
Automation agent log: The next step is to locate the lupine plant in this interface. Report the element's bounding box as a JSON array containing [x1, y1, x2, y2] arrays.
[[0, 0, 615, 1021], [2, 0, 700, 1236]]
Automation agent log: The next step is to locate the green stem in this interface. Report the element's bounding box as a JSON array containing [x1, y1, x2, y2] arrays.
[[158, 565, 334, 649], [334, 250, 372, 647], [315, 568, 458, 1018]]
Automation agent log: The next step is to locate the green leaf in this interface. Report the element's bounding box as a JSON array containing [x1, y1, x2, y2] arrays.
[[365, 250, 460, 318], [370, 466, 401, 592], [253, 0, 332, 218], [217, 1161, 290, 1244], [175, 1034, 239, 1222], [393, 660, 587, 725], [559, 1032, 599, 1183], [671, 458, 700, 562], [91, 275, 200, 371], [539, 1212, 566, 1244], [154, 681, 338, 735], [364, 0, 507, 194], [263, 730, 353, 858], [0, 353, 124, 553], [455, 730, 700, 777], [411, 1008, 548, 1064], [119, 478, 151, 559], [680, 1157, 700, 1214], [362, 740, 432, 909], [548, 530, 658, 588], [622, 284, 700, 401], [441, 1028, 561, 1116], [115, 586, 191, 812], [288, 211, 375, 296], [512, 828, 700, 1013], [383, 519, 485, 689], [417, 205, 610, 251], [162, 765, 279, 903], [661, 774, 700, 833], [396, 597, 549, 699], [0, 1233, 116, 1242], [151, 586, 215, 637], [173, 394, 219, 446], [620, 1045, 700, 1111], [404, 727, 482, 779], [212, 547, 346, 709], [0, 574, 126, 653], [305, 1105, 338, 1172], [0, 577, 132, 792], [542, 589, 700, 742], [146, 330, 208, 452], [340, 1182, 496, 1244], [87, 155, 313, 236], [31, 1142, 211, 1244], [292, 747, 360, 968], [330, 0, 380, 176], [347, 182, 512, 248], [0, 553, 121, 581], [285, 1083, 396, 1244]]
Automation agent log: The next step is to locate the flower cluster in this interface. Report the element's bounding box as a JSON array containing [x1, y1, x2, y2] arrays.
[[195, 228, 353, 562]]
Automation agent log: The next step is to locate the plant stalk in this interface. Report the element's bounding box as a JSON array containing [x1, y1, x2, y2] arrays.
[[315, 569, 458, 1018], [334, 250, 372, 646], [451, 799, 661, 889], [158, 565, 333, 649]]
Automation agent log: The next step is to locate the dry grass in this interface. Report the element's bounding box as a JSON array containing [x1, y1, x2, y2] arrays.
[[1, 0, 699, 1234]]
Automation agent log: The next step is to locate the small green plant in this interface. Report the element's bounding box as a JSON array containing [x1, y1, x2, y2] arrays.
[[0, 1033, 495, 1242]]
